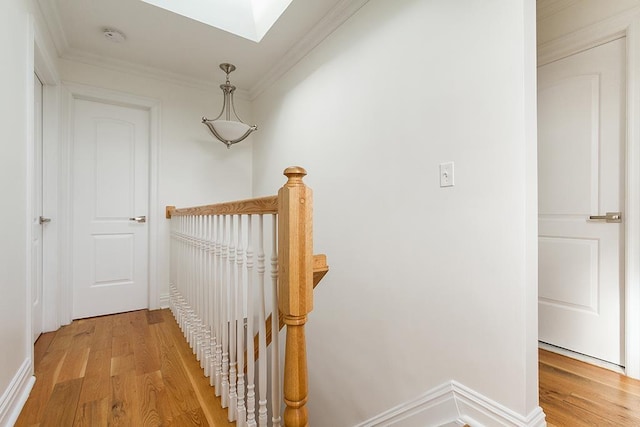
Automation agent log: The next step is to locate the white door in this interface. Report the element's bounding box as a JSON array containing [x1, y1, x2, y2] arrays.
[[538, 38, 625, 365], [32, 73, 44, 342], [72, 99, 150, 319]]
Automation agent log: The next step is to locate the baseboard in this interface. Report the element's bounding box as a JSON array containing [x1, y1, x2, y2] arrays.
[[452, 382, 546, 427], [0, 358, 35, 427], [355, 380, 546, 427], [159, 292, 170, 309]]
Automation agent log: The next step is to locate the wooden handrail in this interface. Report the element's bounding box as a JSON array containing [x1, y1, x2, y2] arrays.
[[165, 195, 278, 218]]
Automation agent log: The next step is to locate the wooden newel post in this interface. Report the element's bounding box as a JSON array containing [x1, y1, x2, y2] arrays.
[[278, 166, 313, 427]]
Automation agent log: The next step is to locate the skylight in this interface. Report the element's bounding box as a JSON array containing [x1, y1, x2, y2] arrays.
[[140, 0, 294, 42]]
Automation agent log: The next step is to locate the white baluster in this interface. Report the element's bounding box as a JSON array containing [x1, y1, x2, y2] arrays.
[[189, 216, 197, 349], [257, 214, 268, 427], [270, 214, 281, 427], [245, 215, 257, 427], [203, 215, 212, 376], [186, 216, 193, 345], [229, 215, 238, 422], [221, 215, 230, 408], [177, 216, 185, 330], [200, 215, 207, 366], [215, 214, 223, 393], [175, 216, 183, 327], [206, 214, 215, 380], [237, 214, 246, 427], [197, 215, 204, 363]]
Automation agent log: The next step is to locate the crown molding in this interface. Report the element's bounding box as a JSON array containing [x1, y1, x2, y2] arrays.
[[36, 0, 69, 56], [536, 0, 580, 21], [537, 6, 640, 66], [248, 0, 370, 100], [59, 47, 229, 90]]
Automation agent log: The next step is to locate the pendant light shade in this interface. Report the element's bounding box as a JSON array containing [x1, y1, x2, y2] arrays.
[[202, 63, 257, 149]]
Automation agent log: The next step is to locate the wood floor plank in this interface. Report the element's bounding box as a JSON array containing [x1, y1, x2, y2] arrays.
[[34, 332, 56, 367], [136, 371, 165, 426], [78, 348, 112, 404], [131, 310, 162, 375], [39, 378, 83, 427], [46, 330, 73, 352], [151, 319, 203, 420], [146, 309, 165, 325], [170, 407, 209, 426], [90, 315, 114, 351], [73, 397, 109, 427], [57, 347, 90, 383], [111, 354, 136, 377], [109, 373, 141, 426]]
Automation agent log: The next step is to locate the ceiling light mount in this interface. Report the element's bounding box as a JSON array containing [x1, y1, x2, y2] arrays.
[[202, 63, 257, 149], [103, 28, 126, 43]]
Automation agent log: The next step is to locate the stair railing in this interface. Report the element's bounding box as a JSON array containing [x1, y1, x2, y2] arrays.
[[166, 166, 327, 427]]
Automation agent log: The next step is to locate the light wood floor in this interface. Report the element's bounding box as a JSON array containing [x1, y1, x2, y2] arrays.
[[540, 348, 640, 426], [17, 310, 640, 426], [15, 309, 233, 426]]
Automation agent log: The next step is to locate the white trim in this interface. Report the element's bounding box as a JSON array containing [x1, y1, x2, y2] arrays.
[[60, 48, 224, 94], [452, 382, 546, 427], [537, 12, 640, 380], [159, 292, 170, 309], [248, 0, 370, 100], [26, 12, 36, 359], [60, 82, 162, 319], [148, 101, 161, 310], [537, 0, 580, 21], [35, 0, 69, 56], [537, 7, 640, 66], [354, 381, 545, 427], [625, 20, 640, 379], [34, 12, 63, 334], [0, 359, 35, 427]]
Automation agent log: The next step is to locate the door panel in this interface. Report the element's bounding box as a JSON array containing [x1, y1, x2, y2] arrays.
[[538, 38, 625, 365], [72, 99, 149, 319]]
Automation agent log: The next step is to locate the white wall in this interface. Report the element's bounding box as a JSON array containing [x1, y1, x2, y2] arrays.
[[0, 0, 34, 421], [58, 59, 253, 305], [251, 0, 539, 424]]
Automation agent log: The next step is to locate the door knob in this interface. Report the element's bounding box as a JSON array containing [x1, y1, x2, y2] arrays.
[[129, 216, 146, 223], [39, 216, 51, 224], [588, 212, 622, 223]]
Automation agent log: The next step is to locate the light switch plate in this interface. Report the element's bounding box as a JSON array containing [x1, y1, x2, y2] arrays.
[[440, 162, 454, 187]]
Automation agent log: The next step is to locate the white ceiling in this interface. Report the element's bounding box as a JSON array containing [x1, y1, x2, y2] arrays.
[[37, 0, 369, 98]]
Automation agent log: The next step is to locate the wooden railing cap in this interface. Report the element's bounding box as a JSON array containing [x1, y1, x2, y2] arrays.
[[283, 166, 307, 185]]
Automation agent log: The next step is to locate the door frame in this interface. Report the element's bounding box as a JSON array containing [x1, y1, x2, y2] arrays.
[[538, 17, 640, 378], [30, 17, 61, 338], [59, 82, 161, 325]]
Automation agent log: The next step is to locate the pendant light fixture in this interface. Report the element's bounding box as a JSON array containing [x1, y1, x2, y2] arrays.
[[202, 63, 257, 149]]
